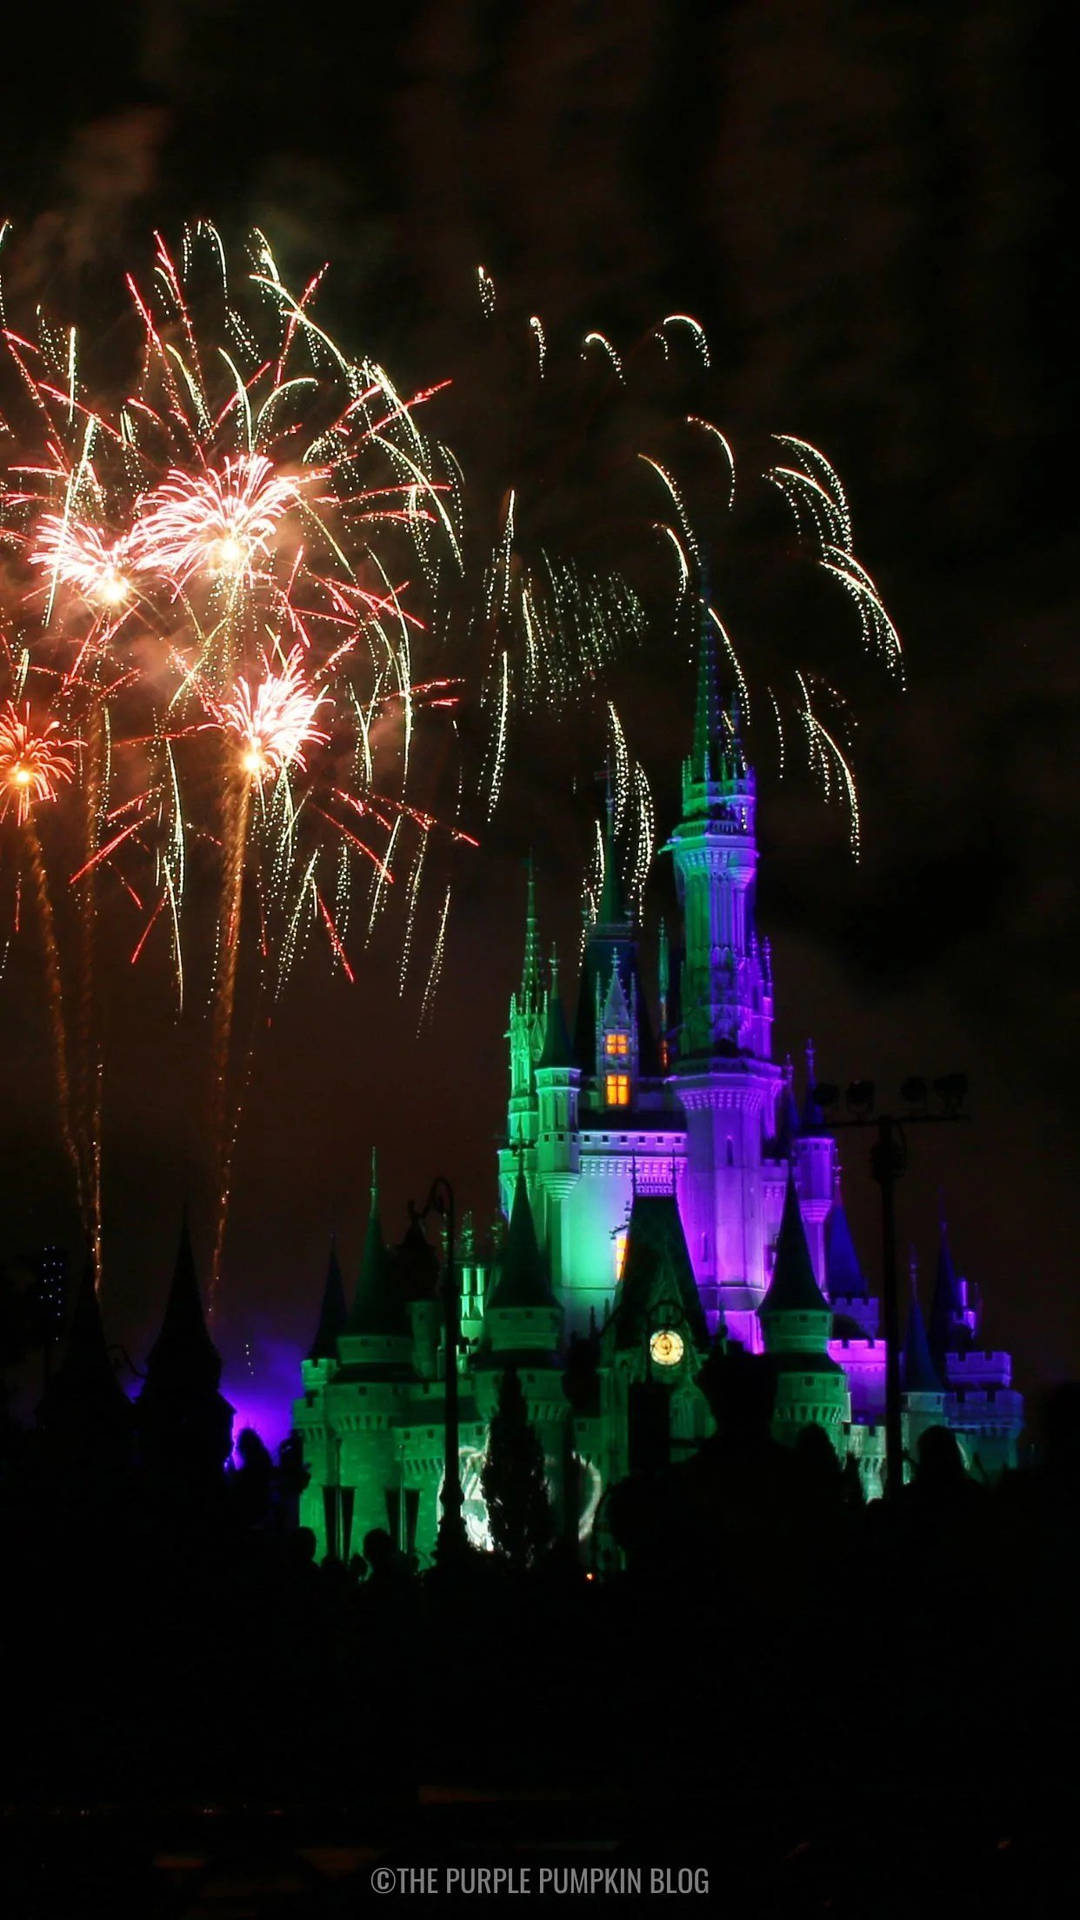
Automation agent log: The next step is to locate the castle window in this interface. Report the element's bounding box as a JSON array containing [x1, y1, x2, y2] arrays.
[[605, 1072, 630, 1107], [614, 1230, 628, 1281], [605, 1032, 629, 1058], [725, 1138, 734, 1167]]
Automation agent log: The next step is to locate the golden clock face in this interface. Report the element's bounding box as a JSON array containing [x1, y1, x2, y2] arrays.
[[650, 1328, 684, 1367]]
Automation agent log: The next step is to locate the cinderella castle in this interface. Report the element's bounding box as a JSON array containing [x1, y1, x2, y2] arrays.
[[293, 612, 1023, 1564]]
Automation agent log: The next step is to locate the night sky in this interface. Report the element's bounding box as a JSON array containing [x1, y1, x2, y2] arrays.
[[0, 1, 1075, 1427]]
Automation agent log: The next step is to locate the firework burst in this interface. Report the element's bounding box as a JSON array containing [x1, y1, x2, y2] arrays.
[[0, 699, 76, 826], [0, 222, 466, 1293]]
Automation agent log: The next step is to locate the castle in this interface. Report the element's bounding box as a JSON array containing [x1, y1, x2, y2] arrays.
[[293, 610, 1023, 1564]]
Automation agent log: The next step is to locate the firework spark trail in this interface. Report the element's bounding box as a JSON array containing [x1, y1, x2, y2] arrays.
[[209, 772, 252, 1303], [76, 700, 106, 1279], [23, 813, 84, 1218], [418, 882, 451, 1031]]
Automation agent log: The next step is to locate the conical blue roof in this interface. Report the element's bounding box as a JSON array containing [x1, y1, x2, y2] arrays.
[[903, 1288, 943, 1394], [825, 1195, 869, 1301], [762, 1174, 829, 1315], [929, 1216, 964, 1365]]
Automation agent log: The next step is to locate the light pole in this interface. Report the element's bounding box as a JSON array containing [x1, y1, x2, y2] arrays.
[[811, 1075, 969, 1503], [418, 1176, 469, 1564]]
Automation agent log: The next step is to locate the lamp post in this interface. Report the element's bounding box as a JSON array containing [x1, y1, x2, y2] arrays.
[[811, 1075, 969, 1503], [418, 1176, 469, 1564]]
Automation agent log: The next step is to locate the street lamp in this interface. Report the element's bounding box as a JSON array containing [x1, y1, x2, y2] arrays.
[[812, 1075, 970, 1502], [416, 1176, 469, 1565]]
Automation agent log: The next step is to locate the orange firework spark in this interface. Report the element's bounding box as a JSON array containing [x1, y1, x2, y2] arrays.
[[0, 700, 76, 826]]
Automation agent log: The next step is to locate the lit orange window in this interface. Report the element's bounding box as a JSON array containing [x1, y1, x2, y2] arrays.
[[614, 1230, 628, 1280], [605, 1072, 630, 1107], [604, 1032, 629, 1057]]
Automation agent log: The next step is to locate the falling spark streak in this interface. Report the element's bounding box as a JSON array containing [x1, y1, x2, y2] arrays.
[[637, 455, 700, 565], [654, 523, 691, 602], [476, 266, 496, 318], [398, 835, 427, 993], [686, 416, 735, 510], [581, 332, 624, 380], [367, 813, 402, 941], [607, 702, 630, 837], [529, 317, 546, 379], [23, 813, 85, 1224], [707, 607, 751, 723], [658, 315, 710, 367], [769, 690, 785, 780], [418, 883, 451, 1031], [483, 649, 510, 820], [315, 886, 354, 981]]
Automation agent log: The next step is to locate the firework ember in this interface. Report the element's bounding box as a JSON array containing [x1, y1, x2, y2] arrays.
[[0, 701, 76, 826]]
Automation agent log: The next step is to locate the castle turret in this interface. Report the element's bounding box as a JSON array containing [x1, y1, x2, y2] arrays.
[[476, 1173, 565, 1533], [534, 953, 582, 1293], [135, 1215, 234, 1493], [663, 583, 782, 1344], [601, 1189, 712, 1480], [928, 1209, 974, 1373], [792, 1041, 836, 1288], [306, 1238, 347, 1366], [901, 1252, 946, 1461], [482, 1171, 562, 1362], [760, 1173, 849, 1449], [316, 1160, 418, 1560], [824, 1166, 879, 1341], [506, 857, 544, 1154]]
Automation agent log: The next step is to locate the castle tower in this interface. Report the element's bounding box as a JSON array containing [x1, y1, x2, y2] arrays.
[[600, 1189, 713, 1484], [928, 1208, 975, 1373], [760, 1172, 849, 1449], [506, 858, 545, 1156], [475, 1172, 567, 1535], [325, 1156, 417, 1557], [663, 587, 783, 1344], [792, 1042, 837, 1288], [901, 1252, 946, 1463], [306, 1238, 347, 1368], [294, 1239, 349, 1557], [135, 1214, 234, 1494], [533, 954, 582, 1293]]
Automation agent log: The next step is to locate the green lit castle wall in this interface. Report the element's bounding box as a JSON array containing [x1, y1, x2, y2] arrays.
[[293, 603, 1023, 1563]]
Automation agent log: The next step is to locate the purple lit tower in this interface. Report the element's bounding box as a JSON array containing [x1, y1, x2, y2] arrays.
[[662, 601, 784, 1350]]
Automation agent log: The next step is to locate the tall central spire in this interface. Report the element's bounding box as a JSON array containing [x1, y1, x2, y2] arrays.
[[691, 576, 723, 787], [521, 853, 541, 1016]]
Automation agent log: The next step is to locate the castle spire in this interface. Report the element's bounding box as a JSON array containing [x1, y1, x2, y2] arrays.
[[902, 1252, 943, 1394], [521, 853, 541, 1015], [347, 1151, 409, 1336], [691, 575, 723, 786], [308, 1236, 348, 1361]]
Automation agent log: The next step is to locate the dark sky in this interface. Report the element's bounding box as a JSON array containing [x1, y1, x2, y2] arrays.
[[0, 1, 1075, 1419]]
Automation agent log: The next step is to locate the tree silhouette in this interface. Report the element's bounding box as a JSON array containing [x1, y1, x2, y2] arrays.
[[481, 1367, 555, 1570]]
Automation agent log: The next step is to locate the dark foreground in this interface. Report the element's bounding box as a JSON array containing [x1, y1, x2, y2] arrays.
[[2, 1787, 1075, 1918]]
